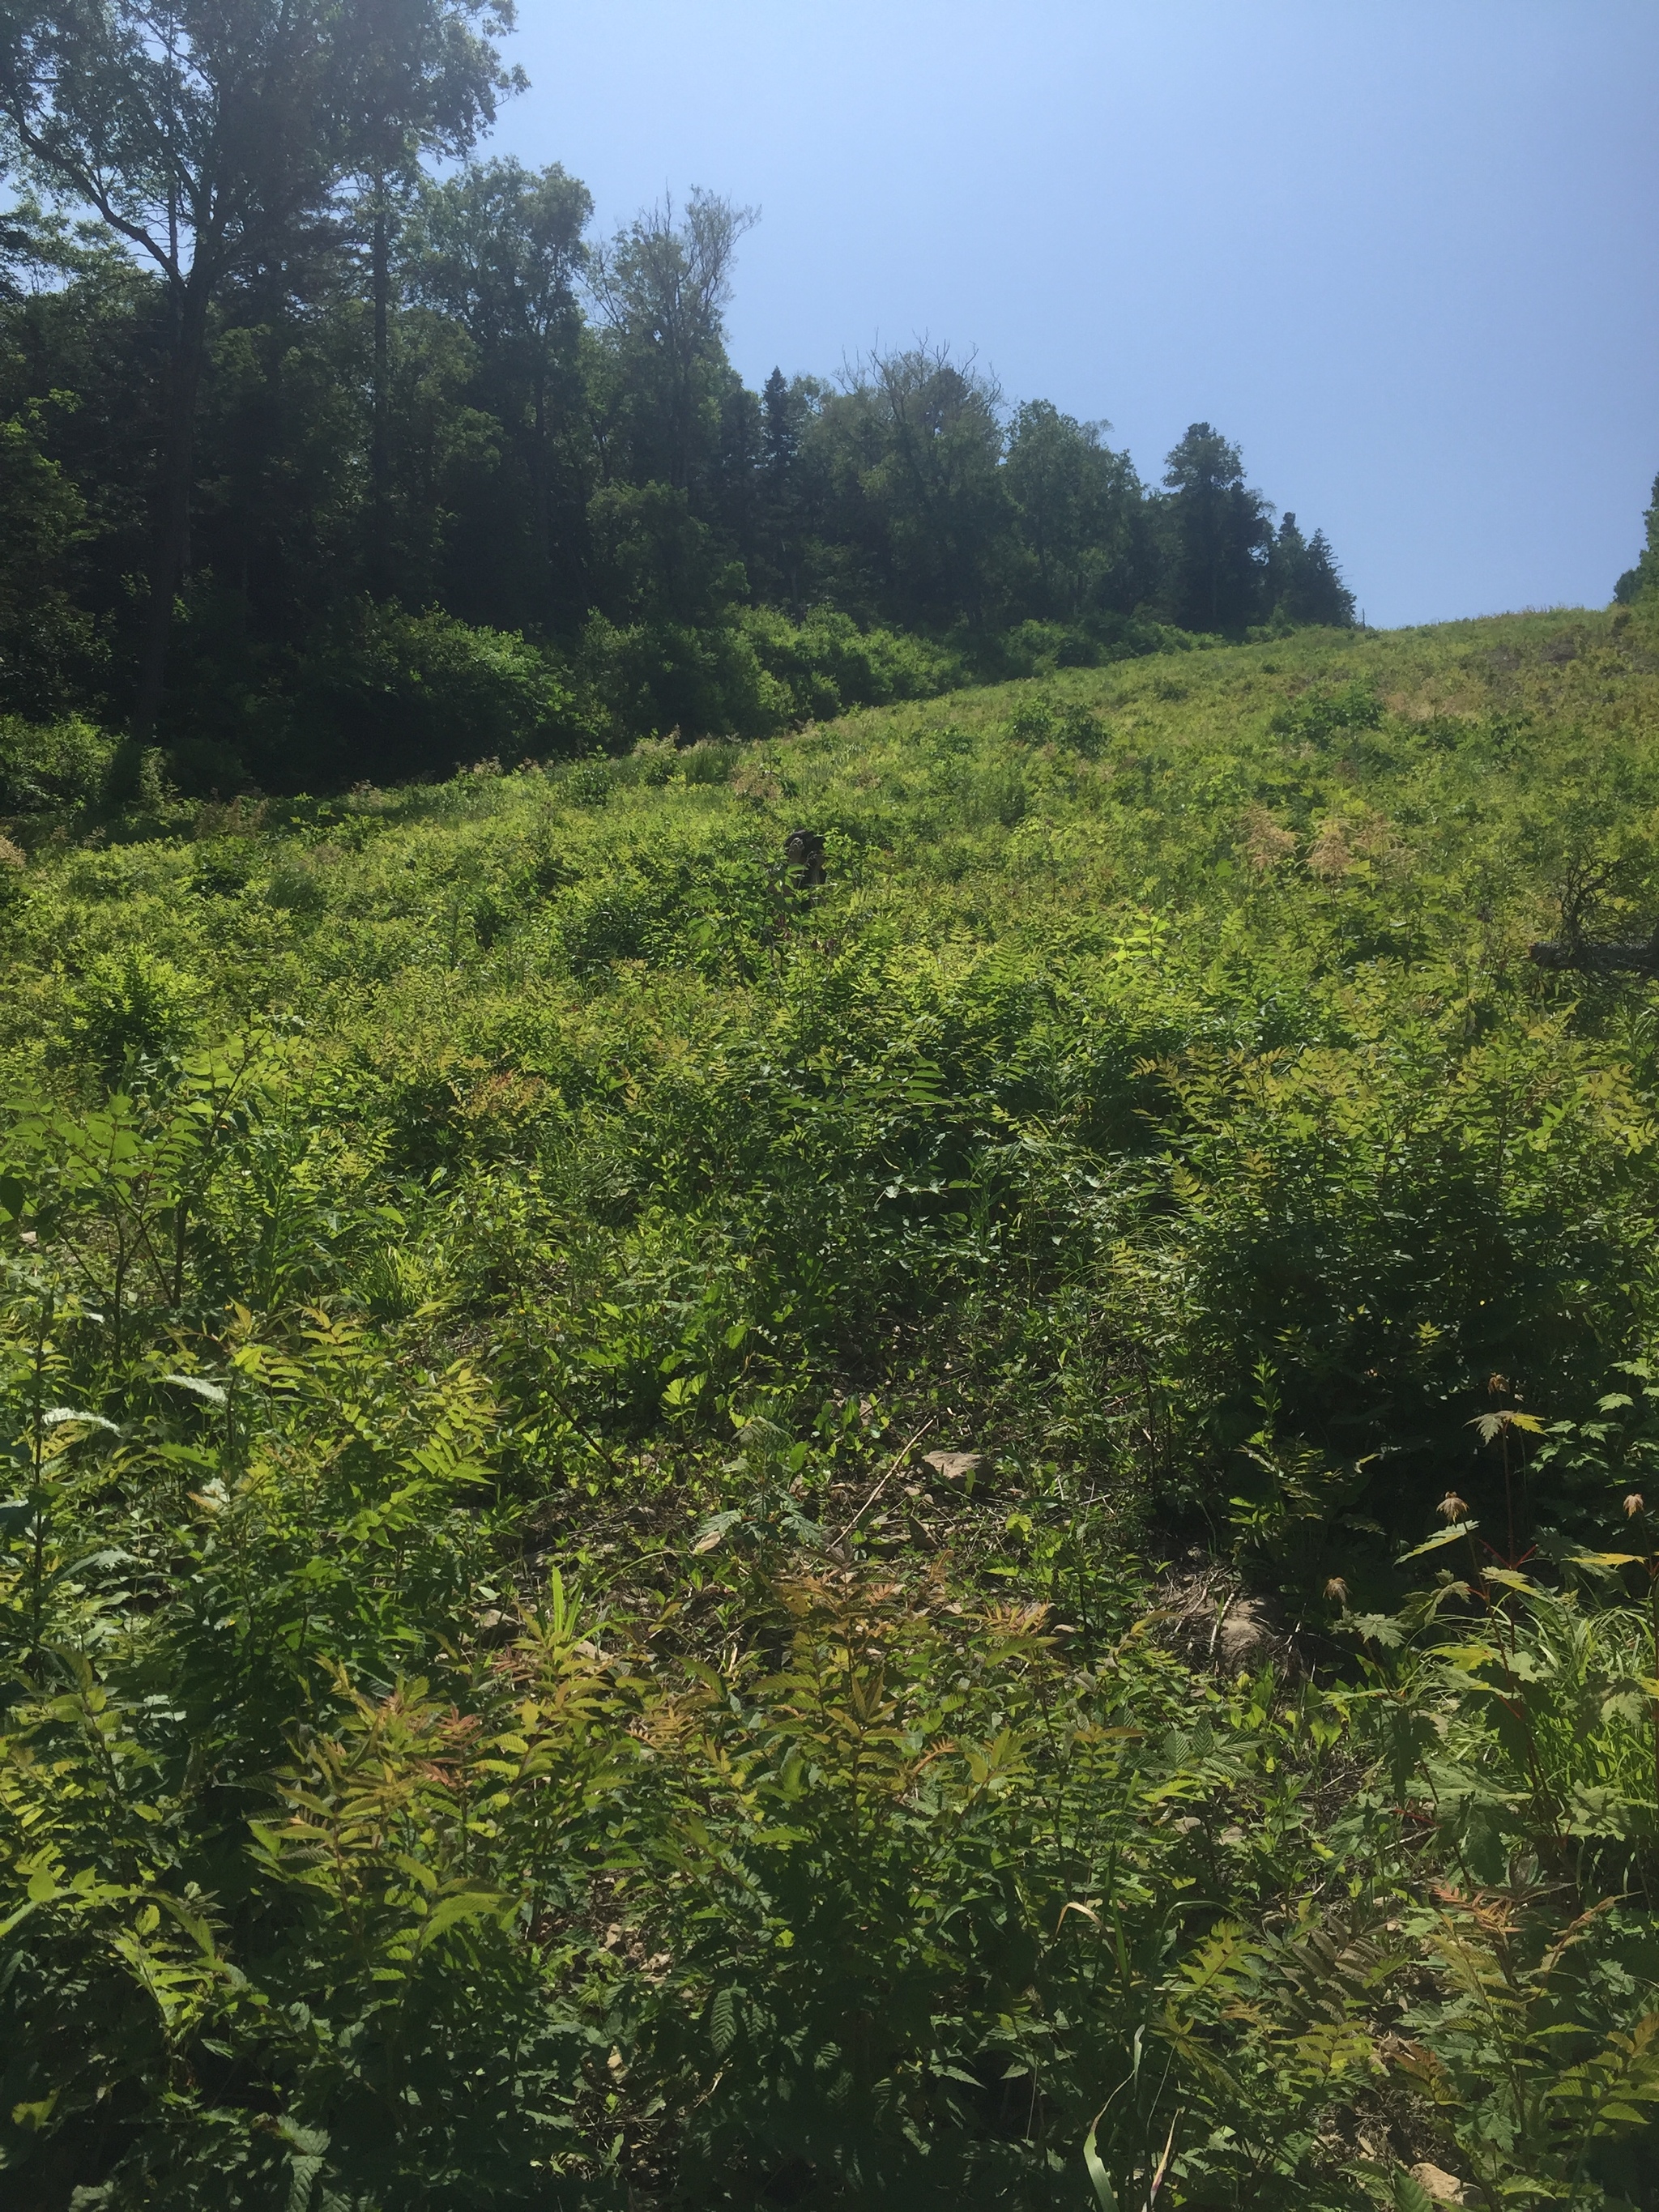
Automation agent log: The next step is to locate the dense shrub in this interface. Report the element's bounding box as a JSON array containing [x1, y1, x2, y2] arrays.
[[0, 714, 115, 814], [263, 601, 592, 787], [739, 605, 963, 718], [992, 608, 1201, 677], [575, 610, 793, 743], [53, 945, 205, 1077]]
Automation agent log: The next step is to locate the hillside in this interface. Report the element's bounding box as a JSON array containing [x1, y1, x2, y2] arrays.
[[5, 607, 1659, 2208]]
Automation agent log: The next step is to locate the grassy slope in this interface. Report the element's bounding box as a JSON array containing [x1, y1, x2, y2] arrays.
[[4, 606, 1659, 2207], [11, 604, 1659, 1541], [16, 604, 1659, 1059]]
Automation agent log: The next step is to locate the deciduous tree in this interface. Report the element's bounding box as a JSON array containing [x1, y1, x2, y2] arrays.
[[0, 0, 518, 733], [410, 156, 590, 622]]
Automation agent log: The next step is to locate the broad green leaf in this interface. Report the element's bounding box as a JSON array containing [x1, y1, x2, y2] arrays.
[[414, 1887, 504, 1949]]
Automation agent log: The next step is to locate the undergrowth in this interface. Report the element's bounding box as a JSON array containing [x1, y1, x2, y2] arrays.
[[3, 606, 1659, 2206]]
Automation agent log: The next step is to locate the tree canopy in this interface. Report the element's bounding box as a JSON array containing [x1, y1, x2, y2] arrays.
[[0, 10, 1360, 786]]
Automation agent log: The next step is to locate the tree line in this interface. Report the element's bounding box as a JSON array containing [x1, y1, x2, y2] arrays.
[[0, 1, 1356, 795]]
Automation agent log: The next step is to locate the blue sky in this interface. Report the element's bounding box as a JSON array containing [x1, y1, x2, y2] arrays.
[[491, 1, 1659, 628]]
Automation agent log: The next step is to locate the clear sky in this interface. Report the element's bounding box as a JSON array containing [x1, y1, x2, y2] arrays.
[[489, 0, 1659, 629]]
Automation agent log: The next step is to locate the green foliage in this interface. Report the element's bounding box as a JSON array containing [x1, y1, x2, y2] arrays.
[[54, 951, 207, 1082], [1614, 474, 1659, 606], [1158, 422, 1277, 635], [274, 599, 591, 786], [570, 604, 966, 750], [0, 714, 114, 816], [1269, 514, 1358, 631], [0, 615, 1655, 2203], [740, 605, 962, 718], [0, 138, 1354, 779], [0, 405, 100, 718]]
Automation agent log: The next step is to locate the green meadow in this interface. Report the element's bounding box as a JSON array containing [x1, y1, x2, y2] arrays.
[[5, 605, 1659, 2207]]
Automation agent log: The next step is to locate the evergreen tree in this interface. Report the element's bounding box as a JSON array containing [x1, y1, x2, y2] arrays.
[[754, 366, 822, 606], [1158, 421, 1273, 634], [1266, 509, 1307, 612], [761, 365, 800, 488], [1614, 471, 1659, 603], [1269, 510, 1356, 627]]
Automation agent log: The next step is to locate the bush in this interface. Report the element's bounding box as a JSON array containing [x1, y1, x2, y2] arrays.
[[53, 947, 206, 1078], [996, 617, 1101, 675], [263, 602, 591, 788], [573, 609, 962, 749], [988, 612, 1201, 680], [0, 407, 102, 719], [0, 715, 115, 814], [680, 738, 742, 784], [0, 833, 24, 910], [576, 612, 792, 744], [740, 605, 962, 719]]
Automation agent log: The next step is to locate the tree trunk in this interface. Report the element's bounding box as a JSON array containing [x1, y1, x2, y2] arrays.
[[134, 278, 211, 740], [369, 184, 390, 597], [530, 368, 561, 624]]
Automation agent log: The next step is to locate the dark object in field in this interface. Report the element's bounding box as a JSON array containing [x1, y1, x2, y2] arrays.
[[1529, 930, 1659, 977], [783, 829, 825, 888]]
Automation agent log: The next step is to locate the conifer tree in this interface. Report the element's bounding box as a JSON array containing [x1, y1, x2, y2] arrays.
[[1614, 471, 1659, 603], [1269, 510, 1356, 627], [1159, 421, 1272, 633]]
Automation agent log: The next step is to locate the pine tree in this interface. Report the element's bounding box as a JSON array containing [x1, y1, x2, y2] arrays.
[[1270, 512, 1355, 627], [1614, 472, 1659, 603], [1159, 423, 1273, 633]]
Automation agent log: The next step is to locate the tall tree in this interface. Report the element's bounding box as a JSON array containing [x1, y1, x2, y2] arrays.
[[1004, 399, 1144, 622], [1268, 510, 1355, 627], [589, 189, 756, 497], [340, 0, 522, 595], [810, 344, 1008, 628], [410, 156, 590, 621], [0, 0, 518, 735], [753, 365, 821, 605], [1159, 421, 1273, 634], [1614, 471, 1659, 605]]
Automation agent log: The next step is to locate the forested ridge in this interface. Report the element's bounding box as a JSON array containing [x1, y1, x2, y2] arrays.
[[4, 6, 1659, 2212], [0, 5, 1352, 800], [0, 179, 1354, 794]]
